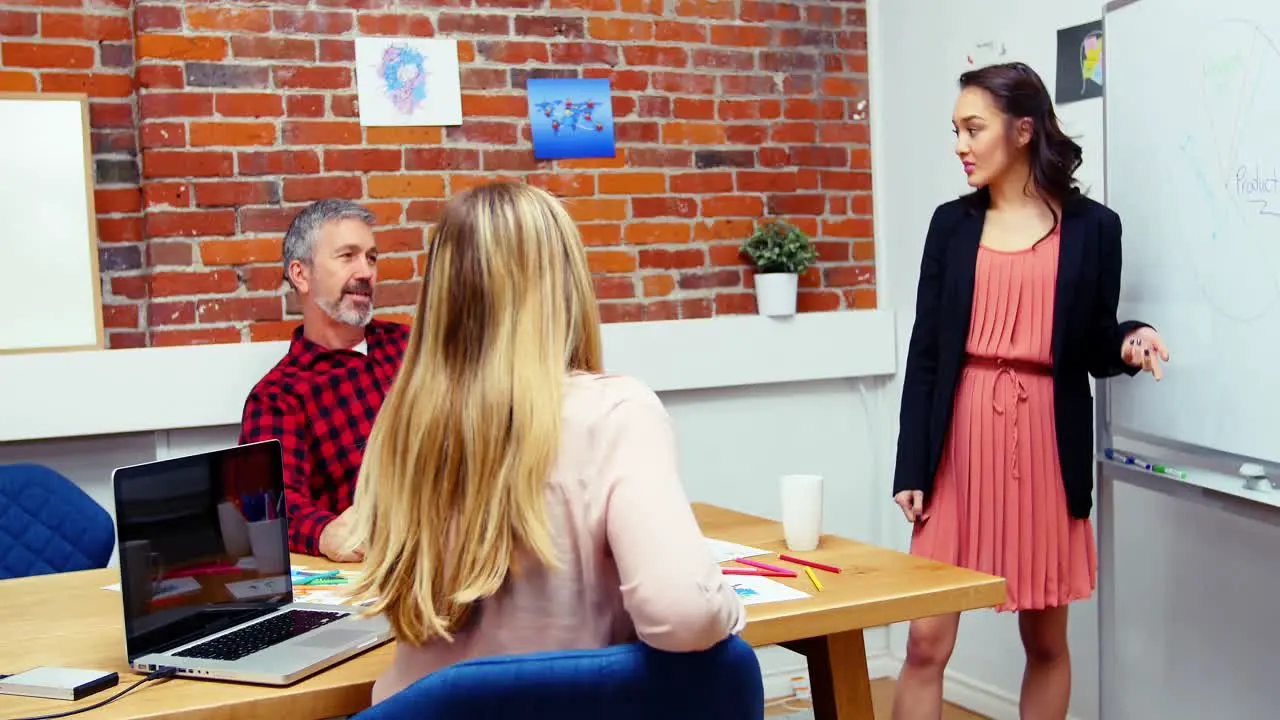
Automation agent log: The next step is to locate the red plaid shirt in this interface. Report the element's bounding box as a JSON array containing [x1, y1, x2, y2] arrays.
[[238, 320, 410, 555]]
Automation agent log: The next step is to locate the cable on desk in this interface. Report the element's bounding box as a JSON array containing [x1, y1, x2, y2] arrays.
[[9, 667, 178, 720]]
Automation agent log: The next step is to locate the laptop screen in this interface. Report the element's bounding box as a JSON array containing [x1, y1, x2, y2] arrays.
[[112, 439, 293, 661]]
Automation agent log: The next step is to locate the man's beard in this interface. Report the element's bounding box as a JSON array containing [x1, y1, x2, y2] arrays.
[[317, 281, 374, 327]]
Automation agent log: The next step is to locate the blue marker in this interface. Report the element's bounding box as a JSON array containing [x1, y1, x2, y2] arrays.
[[1103, 448, 1188, 480]]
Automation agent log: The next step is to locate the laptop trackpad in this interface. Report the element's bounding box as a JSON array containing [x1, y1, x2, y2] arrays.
[[294, 629, 368, 650]]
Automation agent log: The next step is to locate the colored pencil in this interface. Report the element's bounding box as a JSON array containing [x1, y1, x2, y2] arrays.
[[803, 566, 824, 592], [735, 557, 795, 575], [722, 568, 794, 577], [779, 554, 842, 574]]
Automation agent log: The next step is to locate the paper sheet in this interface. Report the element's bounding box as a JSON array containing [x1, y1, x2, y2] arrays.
[[727, 574, 810, 606], [705, 537, 772, 564]]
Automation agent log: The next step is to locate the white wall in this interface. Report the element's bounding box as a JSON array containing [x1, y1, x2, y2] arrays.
[[870, 1, 1110, 717]]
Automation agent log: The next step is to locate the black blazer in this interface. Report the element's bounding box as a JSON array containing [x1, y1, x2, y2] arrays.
[[892, 190, 1149, 519]]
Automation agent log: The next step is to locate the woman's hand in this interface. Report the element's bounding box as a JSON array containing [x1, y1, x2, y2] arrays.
[[894, 490, 928, 523], [1121, 326, 1170, 380]]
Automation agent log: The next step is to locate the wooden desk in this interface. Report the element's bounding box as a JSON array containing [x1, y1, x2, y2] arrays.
[[0, 504, 1004, 720]]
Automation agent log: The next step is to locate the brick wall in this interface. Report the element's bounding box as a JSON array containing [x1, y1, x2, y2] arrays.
[[1, 0, 875, 350]]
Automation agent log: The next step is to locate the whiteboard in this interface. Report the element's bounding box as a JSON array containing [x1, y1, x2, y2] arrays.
[[1104, 0, 1280, 464], [0, 93, 104, 354]]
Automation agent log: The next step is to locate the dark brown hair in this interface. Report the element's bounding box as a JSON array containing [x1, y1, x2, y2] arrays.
[[958, 62, 1083, 212]]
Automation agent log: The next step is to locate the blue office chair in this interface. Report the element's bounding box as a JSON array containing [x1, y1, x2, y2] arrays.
[[0, 463, 115, 580], [352, 634, 765, 719]]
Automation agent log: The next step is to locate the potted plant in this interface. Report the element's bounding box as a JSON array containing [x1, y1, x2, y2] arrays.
[[740, 220, 818, 317]]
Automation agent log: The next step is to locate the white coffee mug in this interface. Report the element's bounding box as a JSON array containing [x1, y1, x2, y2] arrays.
[[781, 474, 823, 551]]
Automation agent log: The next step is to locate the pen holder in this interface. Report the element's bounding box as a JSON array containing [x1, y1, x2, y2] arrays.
[[217, 501, 252, 557], [247, 518, 287, 575]]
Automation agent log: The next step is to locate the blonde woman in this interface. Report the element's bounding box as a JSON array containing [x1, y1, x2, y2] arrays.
[[346, 181, 747, 704]]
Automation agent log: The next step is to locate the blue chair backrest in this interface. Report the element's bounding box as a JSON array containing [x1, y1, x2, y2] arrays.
[[353, 634, 764, 720], [0, 463, 115, 580]]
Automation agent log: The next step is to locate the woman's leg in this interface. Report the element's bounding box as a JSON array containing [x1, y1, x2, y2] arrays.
[[891, 612, 961, 720], [1018, 605, 1072, 720]]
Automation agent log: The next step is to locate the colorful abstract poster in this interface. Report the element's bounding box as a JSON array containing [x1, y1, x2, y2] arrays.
[[526, 78, 616, 160], [1055, 19, 1104, 104], [354, 37, 462, 127]]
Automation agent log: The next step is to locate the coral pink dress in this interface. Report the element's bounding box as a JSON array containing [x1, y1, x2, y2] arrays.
[[910, 227, 1097, 612]]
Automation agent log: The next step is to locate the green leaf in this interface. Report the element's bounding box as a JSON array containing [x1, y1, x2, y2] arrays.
[[739, 220, 818, 274]]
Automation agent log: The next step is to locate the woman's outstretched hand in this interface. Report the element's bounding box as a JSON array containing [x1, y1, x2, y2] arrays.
[[1121, 326, 1170, 380], [894, 490, 928, 523]]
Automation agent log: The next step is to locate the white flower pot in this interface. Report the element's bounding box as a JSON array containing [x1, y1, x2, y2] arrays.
[[754, 272, 798, 317]]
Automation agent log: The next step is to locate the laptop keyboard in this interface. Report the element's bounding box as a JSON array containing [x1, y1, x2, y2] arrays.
[[173, 609, 346, 662]]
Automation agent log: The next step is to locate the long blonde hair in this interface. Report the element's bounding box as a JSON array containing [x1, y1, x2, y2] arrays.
[[346, 181, 604, 645]]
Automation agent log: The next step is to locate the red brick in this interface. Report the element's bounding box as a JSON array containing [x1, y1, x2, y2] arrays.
[[249, 321, 298, 342], [143, 150, 235, 178], [272, 10, 353, 34], [90, 102, 133, 129], [238, 150, 321, 175], [274, 66, 352, 90], [676, 0, 733, 18], [669, 172, 732, 194], [594, 275, 635, 300], [1, 42, 94, 68], [326, 149, 402, 173], [187, 7, 272, 33], [438, 12, 509, 34], [198, 297, 283, 323], [357, 13, 435, 36], [478, 40, 549, 64], [147, 300, 195, 326], [135, 5, 182, 31], [232, 37, 316, 61], [0, 11, 37, 36], [141, 92, 213, 119], [588, 17, 653, 40], [528, 173, 595, 197], [374, 228, 424, 253], [136, 35, 228, 61], [377, 256, 415, 282], [240, 207, 299, 233], [0, 70, 35, 91], [625, 222, 692, 245], [95, 188, 142, 214], [599, 172, 665, 195], [702, 196, 764, 217], [283, 121, 362, 145], [146, 210, 237, 238], [189, 122, 277, 147], [41, 72, 132, 97], [216, 93, 285, 118], [662, 122, 726, 145], [139, 122, 185, 148], [194, 181, 278, 208], [638, 248, 705, 269], [580, 223, 622, 246], [405, 148, 480, 171], [137, 65, 184, 89], [587, 249, 637, 274], [564, 198, 627, 222], [200, 238, 283, 265], [149, 242, 194, 266], [40, 13, 131, 41], [367, 174, 445, 199], [283, 176, 363, 202], [149, 270, 240, 297], [97, 216, 143, 243], [143, 182, 190, 209], [152, 328, 242, 347], [673, 98, 714, 120], [366, 126, 443, 145], [287, 95, 325, 117]]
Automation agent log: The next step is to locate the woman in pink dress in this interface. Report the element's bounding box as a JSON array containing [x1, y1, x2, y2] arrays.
[[890, 63, 1171, 719]]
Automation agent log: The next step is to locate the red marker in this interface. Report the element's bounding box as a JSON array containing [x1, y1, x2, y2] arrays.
[[779, 554, 842, 574], [723, 568, 794, 578]]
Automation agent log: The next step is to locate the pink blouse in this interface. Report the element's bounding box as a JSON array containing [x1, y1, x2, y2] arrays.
[[369, 372, 748, 704]]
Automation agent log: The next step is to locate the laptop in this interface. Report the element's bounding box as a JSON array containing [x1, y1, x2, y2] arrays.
[[111, 439, 393, 685]]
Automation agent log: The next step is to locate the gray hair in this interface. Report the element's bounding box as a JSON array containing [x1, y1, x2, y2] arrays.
[[283, 199, 377, 287]]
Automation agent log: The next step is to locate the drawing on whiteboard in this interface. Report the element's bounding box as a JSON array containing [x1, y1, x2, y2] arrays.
[[1174, 19, 1280, 321]]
